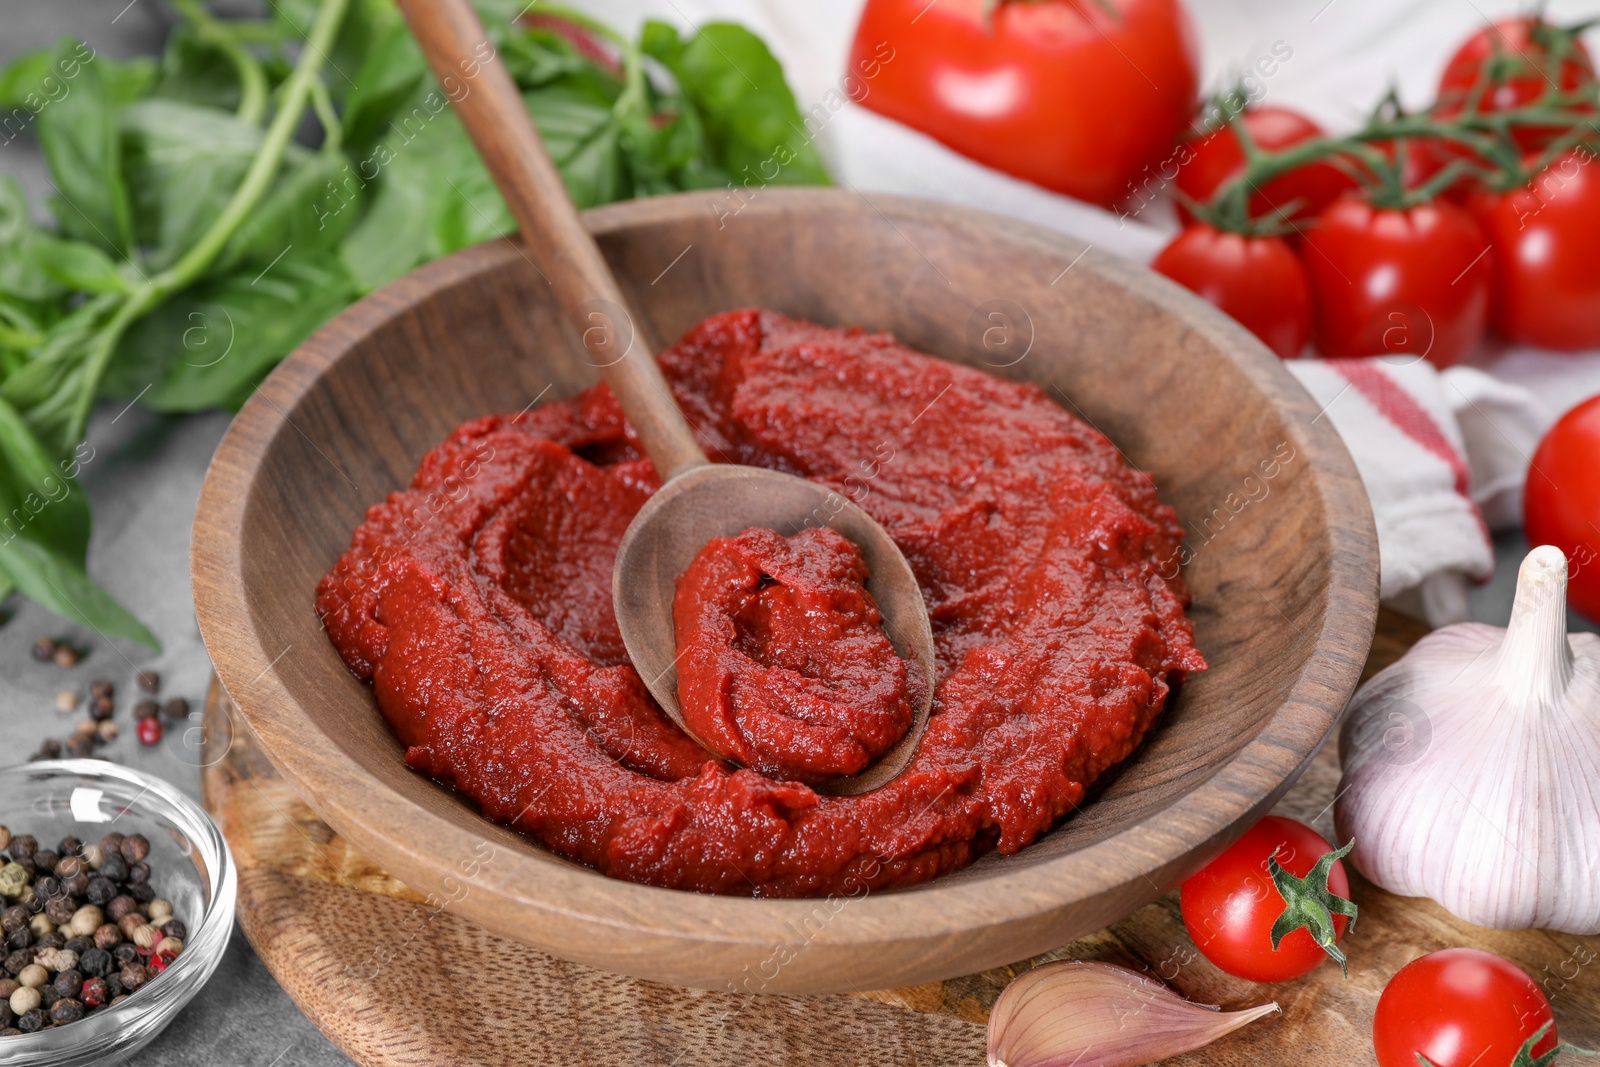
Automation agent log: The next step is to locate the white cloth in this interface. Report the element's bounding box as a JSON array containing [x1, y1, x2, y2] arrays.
[[586, 0, 1600, 616]]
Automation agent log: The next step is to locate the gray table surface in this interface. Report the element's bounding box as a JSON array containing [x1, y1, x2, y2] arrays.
[[0, 3, 1574, 1065]]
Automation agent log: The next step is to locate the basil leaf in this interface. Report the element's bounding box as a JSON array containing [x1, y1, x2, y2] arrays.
[[34, 237, 126, 294], [153, 26, 243, 113], [34, 40, 135, 257], [106, 253, 354, 412], [120, 98, 262, 268], [0, 176, 68, 304], [221, 152, 364, 270], [643, 22, 829, 187], [341, 25, 428, 150], [0, 538, 157, 649]]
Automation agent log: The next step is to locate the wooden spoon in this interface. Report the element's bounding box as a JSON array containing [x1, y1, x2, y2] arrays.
[[396, 0, 935, 795]]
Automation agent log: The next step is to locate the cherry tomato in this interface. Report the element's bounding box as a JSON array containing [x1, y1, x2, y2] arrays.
[[848, 0, 1199, 207], [1524, 395, 1600, 623], [1152, 224, 1311, 357], [1374, 949, 1556, 1067], [1472, 148, 1600, 350], [1179, 815, 1352, 983], [1173, 106, 1356, 223], [1437, 16, 1595, 153], [1300, 194, 1492, 368]]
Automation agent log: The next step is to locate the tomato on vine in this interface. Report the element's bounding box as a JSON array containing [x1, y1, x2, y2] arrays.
[[1437, 16, 1596, 153], [1152, 224, 1310, 358], [1173, 105, 1355, 223], [1179, 815, 1356, 983], [1372, 949, 1591, 1067], [1523, 395, 1600, 624], [1299, 194, 1492, 368]]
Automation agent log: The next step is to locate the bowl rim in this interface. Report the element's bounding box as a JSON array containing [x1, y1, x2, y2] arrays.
[[0, 759, 236, 1055], [192, 188, 1377, 954]]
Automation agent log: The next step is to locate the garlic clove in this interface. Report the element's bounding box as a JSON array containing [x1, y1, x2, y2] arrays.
[[986, 960, 1279, 1067]]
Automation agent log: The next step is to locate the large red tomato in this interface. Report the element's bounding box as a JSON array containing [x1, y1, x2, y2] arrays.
[[1179, 815, 1353, 983], [1152, 224, 1311, 357], [1437, 16, 1595, 153], [1474, 148, 1600, 350], [1373, 949, 1556, 1067], [1173, 106, 1355, 223], [1524, 395, 1600, 623], [847, 0, 1199, 207], [1300, 195, 1492, 368]]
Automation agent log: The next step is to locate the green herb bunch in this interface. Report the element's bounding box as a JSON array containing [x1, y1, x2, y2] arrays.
[[0, 0, 828, 647]]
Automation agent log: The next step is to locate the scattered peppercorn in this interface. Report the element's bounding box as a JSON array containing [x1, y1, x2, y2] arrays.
[[136, 671, 159, 694], [53, 691, 78, 714], [0, 824, 190, 1038], [30, 639, 56, 663], [36, 740, 60, 761], [135, 718, 162, 746], [96, 722, 118, 744], [88, 697, 114, 722], [64, 735, 93, 760], [51, 645, 80, 670], [131, 701, 158, 722], [88, 680, 112, 700], [160, 698, 190, 721]]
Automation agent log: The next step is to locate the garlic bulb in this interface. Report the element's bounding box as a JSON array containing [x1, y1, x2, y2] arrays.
[[986, 961, 1278, 1067], [1336, 545, 1600, 933]]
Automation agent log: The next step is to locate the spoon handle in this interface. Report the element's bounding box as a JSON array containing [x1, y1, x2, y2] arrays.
[[397, 0, 709, 482]]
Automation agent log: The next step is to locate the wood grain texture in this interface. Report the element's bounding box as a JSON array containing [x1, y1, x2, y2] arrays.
[[202, 612, 1600, 1066], [190, 189, 1380, 992]]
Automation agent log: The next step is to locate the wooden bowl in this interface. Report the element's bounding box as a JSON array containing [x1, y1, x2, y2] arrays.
[[192, 188, 1377, 995]]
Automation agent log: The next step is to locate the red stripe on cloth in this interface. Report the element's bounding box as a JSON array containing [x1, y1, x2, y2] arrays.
[[1332, 358, 1490, 546]]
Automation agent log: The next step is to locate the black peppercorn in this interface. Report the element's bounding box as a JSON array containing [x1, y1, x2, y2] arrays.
[[34, 932, 62, 951], [50, 997, 83, 1024], [89, 696, 114, 722], [63, 936, 89, 956], [56, 836, 81, 858], [61, 872, 89, 898], [52, 969, 82, 999], [160, 919, 187, 940], [129, 883, 154, 904], [0, 907, 26, 934], [117, 963, 148, 991], [33, 875, 60, 900], [111, 943, 138, 965], [45, 896, 76, 925], [105, 895, 137, 922], [136, 671, 159, 694], [0, 1004, 10, 1029], [161, 698, 190, 720], [31, 638, 56, 662], [126, 861, 149, 886], [38, 984, 59, 1008], [93, 925, 120, 950], [86, 877, 116, 907], [65, 734, 94, 758], [17, 1007, 47, 1032], [78, 948, 112, 979], [120, 835, 149, 864], [132, 700, 159, 721], [37, 739, 61, 759], [104, 974, 123, 998], [5, 927, 30, 952], [8, 836, 35, 861], [98, 833, 123, 856], [3, 951, 28, 977], [98, 854, 128, 884], [52, 854, 83, 879]]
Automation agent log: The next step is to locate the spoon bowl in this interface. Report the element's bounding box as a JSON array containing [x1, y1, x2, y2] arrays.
[[613, 463, 936, 795]]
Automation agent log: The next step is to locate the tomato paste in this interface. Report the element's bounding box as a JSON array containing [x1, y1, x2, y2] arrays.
[[317, 310, 1205, 897]]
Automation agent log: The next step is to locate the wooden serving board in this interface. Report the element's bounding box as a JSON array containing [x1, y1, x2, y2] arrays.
[[200, 609, 1600, 1067]]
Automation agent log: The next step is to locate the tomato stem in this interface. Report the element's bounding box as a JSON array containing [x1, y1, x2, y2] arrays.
[[1266, 839, 1358, 978]]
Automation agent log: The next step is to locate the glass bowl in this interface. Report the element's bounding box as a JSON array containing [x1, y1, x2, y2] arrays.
[[0, 760, 235, 1066]]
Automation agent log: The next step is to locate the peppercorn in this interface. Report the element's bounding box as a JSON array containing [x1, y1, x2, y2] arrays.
[[117, 915, 143, 940], [129, 883, 155, 904], [53, 854, 82, 880], [52, 969, 81, 999], [55, 690, 78, 713], [33, 853, 59, 878], [63, 937, 88, 958], [50, 997, 83, 1024], [130, 924, 158, 951], [37, 739, 60, 760], [96, 721, 118, 744], [148, 899, 173, 923], [51, 644, 81, 669], [85, 878, 115, 908], [117, 963, 147, 991], [45, 896, 76, 926], [16, 965, 45, 989], [35, 934, 62, 955], [0, 863, 29, 900], [136, 671, 159, 694], [0, 907, 26, 934], [135, 717, 163, 746], [16, 1007, 47, 1032], [37, 984, 59, 1008], [132, 700, 159, 722], [160, 919, 186, 941], [156, 936, 183, 957], [10, 857, 33, 879], [9, 836, 36, 860], [79, 946, 112, 977], [89, 696, 114, 722], [89, 680, 112, 700], [6, 986, 37, 1019], [110, 943, 138, 966], [0, 979, 14, 1000], [65, 734, 94, 759], [161, 697, 190, 720], [3, 951, 28, 977], [120, 836, 149, 865], [4, 927, 29, 953], [31, 638, 56, 662], [105, 895, 137, 922], [92, 924, 120, 950], [80, 976, 106, 1008], [98, 833, 123, 856], [104, 974, 123, 998], [68, 905, 102, 939], [28, 915, 52, 940], [56, 836, 80, 858], [147, 951, 169, 975]]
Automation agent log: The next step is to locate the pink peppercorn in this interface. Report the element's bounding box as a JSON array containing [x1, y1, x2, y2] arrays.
[[135, 719, 163, 746]]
